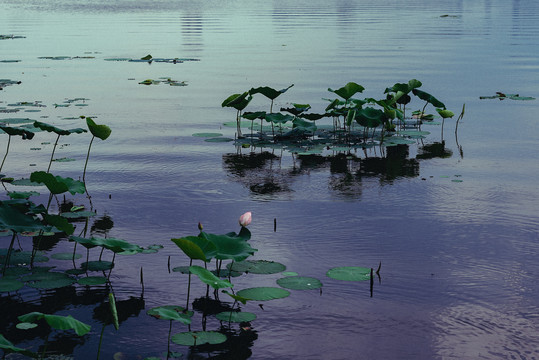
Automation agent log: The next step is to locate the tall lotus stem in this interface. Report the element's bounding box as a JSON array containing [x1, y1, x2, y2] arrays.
[[83, 135, 95, 183], [186, 259, 193, 310], [47, 134, 61, 173], [0, 135, 11, 174]]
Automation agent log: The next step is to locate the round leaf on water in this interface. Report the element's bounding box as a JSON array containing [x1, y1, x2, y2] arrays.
[[0, 278, 24, 292], [227, 260, 286, 274], [16, 322, 38, 330], [147, 305, 193, 325], [276, 276, 323, 290], [171, 331, 227, 346], [27, 277, 76, 289], [204, 137, 234, 143], [77, 276, 108, 286], [326, 266, 371, 281], [282, 271, 298, 276], [216, 311, 256, 323], [236, 287, 290, 301]]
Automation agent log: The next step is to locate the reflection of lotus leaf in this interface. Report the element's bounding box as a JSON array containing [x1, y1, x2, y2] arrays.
[[215, 311, 256, 323], [77, 276, 108, 286]]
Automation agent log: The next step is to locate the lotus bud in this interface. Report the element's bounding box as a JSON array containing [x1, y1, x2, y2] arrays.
[[239, 212, 252, 227], [198, 222, 203, 231]]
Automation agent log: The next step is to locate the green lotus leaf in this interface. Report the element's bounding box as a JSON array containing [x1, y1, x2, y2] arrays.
[[147, 305, 193, 325], [236, 287, 290, 301], [227, 260, 286, 274], [3, 266, 30, 276], [0, 334, 37, 357], [0, 202, 46, 233], [100, 237, 142, 254], [412, 89, 446, 109], [29, 171, 85, 195], [172, 266, 191, 274], [171, 235, 217, 262], [204, 137, 234, 142], [171, 331, 227, 346], [326, 266, 371, 281], [18, 312, 90, 336], [222, 290, 251, 304], [1, 250, 48, 265], [280, 103, 311, 115], [328, 82, 365, 100], [216, 311, 256, 323], [43, 213, 74, 235], [86, 117, 111, 140], [436, 108, 454, 118], [264, 113, 294, 124], [356, 107, 384, 128], [61, 211, 96, 219], [282, 271, 298, 276], [200, 231, 257, 261], [0, 125, 35, 139], [292, 117, 317, 133], [249, 84, 293, 100], [6, 191, 39, 199], [276, 276, 323, 290], [298, 113, 328, 121], [16, 322, 38, 330], [221, 92, 252, 111], [189, 265, 233, 289], [27, 277, 76, 289], [77, 276, 108, 285], [70, 236, 104, 249], [0, 278, 24, 292], [33, 121, 87, 136]]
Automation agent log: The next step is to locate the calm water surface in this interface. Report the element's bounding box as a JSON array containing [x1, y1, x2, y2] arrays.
[[1, 0, 538, 359]]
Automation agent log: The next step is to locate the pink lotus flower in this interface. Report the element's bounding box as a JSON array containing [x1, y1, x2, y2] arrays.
[[239, 212, 252, 227]]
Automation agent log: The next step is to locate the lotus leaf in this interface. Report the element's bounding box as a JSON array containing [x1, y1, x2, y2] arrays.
[[0, 202, 46, 233], [228, 260, 286, 274], [249, 84, 294, 100], [18, 312, 91, 336], [33, 121, 86, 136], [236, 287, 290, 301], [147, 305, 193, 325], [189, 265, 233, 289], [412, 89, 446, 109], [0, 125, 35, 139], [171, 331, 227, 346], [30, 171, 85, 195], [326, 266, 371, 281], [77, 276, 108, 285], [86, 117, 111, 140], [276, 276, 323, 290], [328, 82, 365, 100], [171, 235, 217, 262], [0, 334, 36, 357], [199, 231, 257, 261], [0, 278, 24, 292]]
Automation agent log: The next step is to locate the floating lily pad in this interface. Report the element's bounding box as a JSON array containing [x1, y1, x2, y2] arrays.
[[3, 266, 30, 276], [236, 287, 290, 301], [27, 276, 76, 289], [16, 322, 38, 330], [77, 276, 108, 285], [172, 266, 191, 274], [192, 133, 223, 137], [65, 268, 86, 275], [326, 266, 371, 281], [1, 251, 48, 265], [61, 211, 96, 219], [171, 331, 227, 346], [0, 278, 24, 292], [276, 276, 323, 290], [51, 252, 82, 260], [282, 271, 298, 276], [215, 311, 256, 323], [228, 260, 286, 274]]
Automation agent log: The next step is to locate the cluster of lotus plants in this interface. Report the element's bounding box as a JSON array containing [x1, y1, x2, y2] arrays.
[[216, 80, 463, 154], [152, 211, 379, 358]]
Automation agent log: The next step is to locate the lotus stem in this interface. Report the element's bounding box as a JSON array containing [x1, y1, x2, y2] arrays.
[[370, 268, 374, 297], [140, 267, 145, 295], [83, 135, 95, 183], [1, 232, 17, 275], [47, 134, 61, 173], [186, 259, 193, 310], [96, 323, 106, 360], [0, 135, 11, 174]]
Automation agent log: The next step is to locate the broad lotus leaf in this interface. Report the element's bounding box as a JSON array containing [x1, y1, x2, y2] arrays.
[[99, 237, 142, 254], [215, 311, 256, 323], [6, 191, 39, 199], [236, 287, 290, 301], [292, 117, 317, 133], [249, 84, 294, 100], [199, 231, 257, 261], [221, 92, 252, 111], [18, 312, 91, 336], [192, 132, 223, 137], [326, 266, 371, 281], [355, 107, 384, 128], [43, 214, 74, 235], [33, 121, 87, 136], [242, 111, 266, 120], [0, 334, 37, 357], [26, 276, 76, 289], [264, 113, 294, 124], [227, 260, 286, 274], [29, 171, 85, 195], [328, 82, 365, 100], [0, 278, 24, 292], [222, 290, 250, 304], [86, 117, 111, 140], [298, 113, 329, 121], [0, 202, 46, 233], [0, 125, 35, 139], [171, 235, 217, 262], [189, 265, 233, 289], [171, 331, 227, 346], [280, 103, 311, 116], [412, 89, 446, 109], [77, 276, 108, 285], [276, 276, 323, 290], [70, 236, 103, 249], [386, 79, 422, 94], [147, 305, 193, 325], [436, 108, 454, 118]]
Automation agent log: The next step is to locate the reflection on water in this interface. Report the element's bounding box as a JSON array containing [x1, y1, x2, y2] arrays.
[[1, 0, 539, 358]]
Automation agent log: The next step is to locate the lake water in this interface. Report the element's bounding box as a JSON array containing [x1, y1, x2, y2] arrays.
[[1, 0, 539, 359]]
